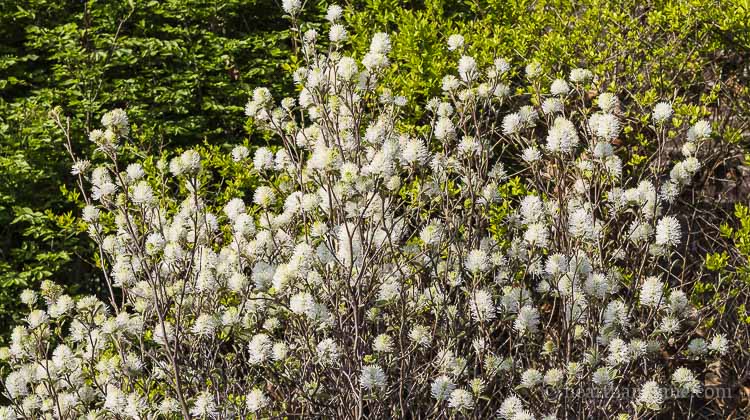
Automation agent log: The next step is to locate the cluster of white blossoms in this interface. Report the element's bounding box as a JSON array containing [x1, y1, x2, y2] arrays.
[[1, 5, 726, 419]]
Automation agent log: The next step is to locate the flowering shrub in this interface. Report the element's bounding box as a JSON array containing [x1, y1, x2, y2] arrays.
[[0, 5, 734, 419]]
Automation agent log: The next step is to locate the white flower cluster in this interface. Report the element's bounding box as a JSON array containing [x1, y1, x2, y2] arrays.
[[2, 7, 724, 419]]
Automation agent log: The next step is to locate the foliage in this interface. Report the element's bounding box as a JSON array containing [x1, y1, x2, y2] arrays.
[[0, 0, 322, 341], [345, 0, 750, 163]]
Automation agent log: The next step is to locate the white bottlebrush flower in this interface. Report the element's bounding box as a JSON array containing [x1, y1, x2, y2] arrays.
[[583, 272, 610, 299], [589, 113, 621, 140], [146, 232, 167, 255], [688, 119, 712, 141], [629, 339, 648, 359], [369, 32, 391, 55], [498, 395, 524, 419], [652, 101, 673, 123], [546, 116, 579, 153], [541, 97, 563, 114], [281, 0, 301, 14], [670, 158, 701, 185], [655, 216, 681, 247], [247, 334, 272, 365], [519, 105, 538, 127], [419, 220, 443, 246], [271, 342, 288, 361], [448, 389, 474, 411], [681, 141, 697, 157], [494, 57, 511, 73], [593, 141, 614, 158], [329, 24, 347, 43], [672, 367, 701, 395], [20, 290, 37, 306], [520, 195, 545, 224], [337, 56, 358, 80], [82, 205, 100, 223], [502, 113, 523, 135], [660, 181, 680, 203], [597, 92, 619, 112], [514, 305, 540, 335], [289, 292, 315, 316], [466, 249, 490, 274], [520, 368, 543, 388], [253, 186, 276, 208], [447, 34, 464, 51], [659, 315, 681, 335], [325, 4, 343, 22], [431, 375, 455, 401], [627, 220, 653, 244], [550, 78, 570, 95], [545, 253, 568, 276], [223, 197, 246, 222], [436, 101, 453, 116], [253, 147, 275, 171], [131, 181, 154, 205], [103, 385, 127, 414], [592, 367, 614, 387], [378, 280, 401, 301], [687, 338, 707, 357], [360, 365, 387, 391], [524, 223, 549, 247], [708, 334, 728, 355], [544, 368, 564, 387], [434, 117, 456, 140], [604, 299, 629, 328], [246, 388, 269, 413], [458, 135, 481, 156], [401, 137, 429, 165], [469, 289, 496, 321], [667, 290, 689, 314], [190, 392, 217, 419], [363, 52, 388, 71], [101, 108, 129, 135], [221, 307, 241, 326], [569, 68, 593, 83], [373, 334, 394, 353], [458, 55, 477, 82], [409, 325, 432, 347], [637, 381, 663, 411], [494, 83, 511, 97], [606, 338, 631, 366], [126, 163, 145, 181], [521, 147, 541, 163], [26, 310, 48, 329], [280, 97, 296, 111], [441, 75, 460, 91], [191, 314, 216, 337], [157, 398, 181, 415], [639, 276, 665, 307], [71, 159, 91, 176], [316, 338, 340, 365], [468, 377, 486, 396], [525, 61, 542, 79]]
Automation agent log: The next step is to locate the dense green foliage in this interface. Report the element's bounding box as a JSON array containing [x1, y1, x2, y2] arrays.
[[0, 0, 321, 338], [347, 0, 750, 155]]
